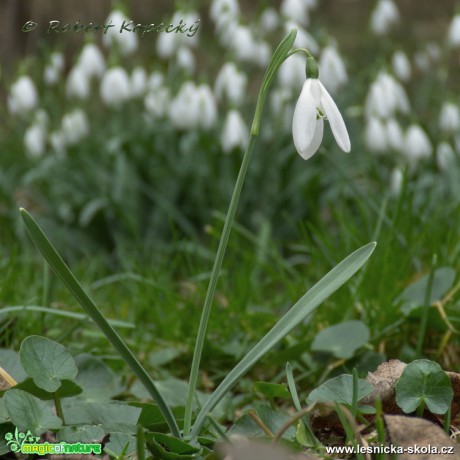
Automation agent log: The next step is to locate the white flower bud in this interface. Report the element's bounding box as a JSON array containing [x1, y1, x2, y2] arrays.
[[61, 109, 89, 146], [403, 124, 432, 165], [100, 67, 131, 107], [8, 76, 38, 116], [278, 52, 305, 91], [169, 81, 200, 129], [196, 84, 217, 129], [103, 10, 138, 56], [370, 0, 400, 36], [24, 123, 47, 158], [390, 167, 404, 197], [66, 66, 90, 100], [365, 117, 388, 153], [448, 15, 460, 48], [78, 43, 105, 78], [221, 109, 248, 153], [44, 52, 64, 86], [259, 8, 279, 35], [319, 46, 348, 94], [281, 0, 310, 26], [436, 142, 456, 171], [144, 87, 170, 119], [215, 62, 247, 106], [439, 102, 460, 133], [177, 47, 196, 73], [131, 66, 148, 97], [392, 51, 411, 82], [386, 118, 404, 151]]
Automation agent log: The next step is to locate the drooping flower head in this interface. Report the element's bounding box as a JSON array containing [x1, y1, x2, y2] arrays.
[[292, 55, 350, 160]]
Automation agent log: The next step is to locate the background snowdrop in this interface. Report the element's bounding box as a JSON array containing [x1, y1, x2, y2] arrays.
[[221, 109, 248, 153], [436, 142, 456, 171], [215, 62, 247, 106], [370, 0, 400, 36], [8, 76, 38, 116], [24, 123, 47, 158], [100, 67, 131, 107], [78, 43, 105, 79], [61, 109, 89, 146], [44, 52, 65, 86], [439, 102, 460, 133], [403, 124, 432, 165], [365, 117, 388, 154], [319, 46, 348, 94], [392, 51, 411, 82], [102, 10, 138, 56], [447, 14, 460, 48], [66, 66, 90, 100]]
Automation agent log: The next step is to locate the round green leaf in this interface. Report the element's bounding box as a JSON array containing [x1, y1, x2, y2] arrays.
[[19, 336, 78, 393], [311, 320, 370, 359], [4, 389, 62, 435], [395, 360, 453, 414]]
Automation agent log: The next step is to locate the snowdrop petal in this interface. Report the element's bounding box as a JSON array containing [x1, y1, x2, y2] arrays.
[[292, 79, 317, 156], [299, 118, 323, 160], [319, 81, 350, 152]]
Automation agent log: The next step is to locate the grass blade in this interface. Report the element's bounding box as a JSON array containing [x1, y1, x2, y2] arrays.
[[19, 208, 180, 438], [191, 242, 376, 436]]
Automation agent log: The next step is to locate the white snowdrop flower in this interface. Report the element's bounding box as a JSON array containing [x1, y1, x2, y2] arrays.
[[254, 41, 271, 68], [169, 81, 200, 129], [78, 43, 105, 78], [61, 109, 89, 146], [232, 25, 258, 63], [365, 117, 388, 154], [319, 46, 348, 94], [259, 8, 279, 35], [221, 109, 248, 153], [278, 52, 305, 92], [177, 47, 196, 73], [103, 10, 138, 56], [215, 17, 239, 47], [386, 118, 404, 151], [439, 102, 460, 133], [437, 142, 456, 171], [44, 52, 65, 85], [100, 67, 131, 107], [292, 77, 350, 160], [24, 123, 47, 158], [448, 15, 460, 48], [370, 0, 400, 36], [281, 0, 310, 27], [66, 66, 90, 100], [390, 167, 404, 197], [8, 76, 38, 116], [144, 87, 170, 119], [270, 87, 294, 132], [156, 32, 177, 59], [50, 131, 66, 155], [392, 51, 411, 82], [403, 124, 432, 165], [197, 84, 217, 129], [210, 0, 239, 23], [365, 72, 409, 119], [215, 62, 247, 106], [147, 71, 164, 91], [130, 66, 148, 97]]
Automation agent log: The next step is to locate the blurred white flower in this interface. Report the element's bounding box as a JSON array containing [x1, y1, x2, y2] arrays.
[[8, 76, 38, 116], [147, 71, 164, 91], [390, 167, 404, 197], [196, 84, 217, 129], [232, 25, 258, 63], [221, 109, 248, 153], [437, 142, 456, 171], [61, 109, 89, 146], [210, 0, 239, 23], [144, 87, 170, 119], [169, 81, 201, 129], [278, 52, 305, 91], [392, 51, 411, 82], [270, 87, 294, 132], [177, 47, 196, 72], [292, 78, 350, 160], [131, 66, 148, 97], [78, 43, 105, 78], [439, 102, 460, 133], [403, 124, 432, 165], [365, 117, 388, 153], [414, 51, 430, 72], [254, 41, 271, 68], [215, 62, 247, 106], [100, 67, 131, 107], [44, 52, 65, 85], [24, 123, 47, 158], [280, 0, 310, 26], [259, 8, 279, 35], [50, 131, 66, 155], [370, 0, 400, 35], [319, 46, 348, 94], [103, 10, 138, 56], [365, 72, 409, 119], [447, 14, 460, 48], [66, 66, 90, 99], [386, 118, 404, 151]]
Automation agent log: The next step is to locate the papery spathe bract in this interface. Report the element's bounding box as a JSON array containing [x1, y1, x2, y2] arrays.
[[103, 10, 138, 56], [319, 46, 348, 94], [403, 124, 432, 165], [221, 109, 248, 153], [370, 0, 400, 35], [439, 102, 460, 133], [100, 67, 131, 107], [8, 76, 38, 116], [292, 78, 350, 160]]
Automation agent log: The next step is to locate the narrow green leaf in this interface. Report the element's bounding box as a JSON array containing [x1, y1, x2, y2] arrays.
[[20, 336, 77, 392], [191, 242, 376, 435], [19, 208, 180, 438]]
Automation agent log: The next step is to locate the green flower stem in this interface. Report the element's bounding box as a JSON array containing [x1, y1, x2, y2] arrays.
[[183, 134, 257, 436], [184, 29, 298, 438]]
